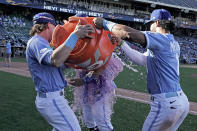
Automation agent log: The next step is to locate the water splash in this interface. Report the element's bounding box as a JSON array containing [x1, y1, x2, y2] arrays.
[[113, 47, 139, 72], [64, 68, 86, 127], [64, 44, 146, 128]]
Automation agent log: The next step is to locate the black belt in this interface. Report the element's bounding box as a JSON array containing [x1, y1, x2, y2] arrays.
[[38, 91, 64, 98], [151, 91, 182, 101]]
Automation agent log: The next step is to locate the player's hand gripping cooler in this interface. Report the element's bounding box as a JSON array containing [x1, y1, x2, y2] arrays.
[[50, 16, 117, 71]]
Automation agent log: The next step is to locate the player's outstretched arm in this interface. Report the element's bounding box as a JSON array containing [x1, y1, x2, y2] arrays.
[[118, 40, 147, 66], [112, 24, 146, 47], [51, 21, 95, 67], [94, 18, 147, 47]]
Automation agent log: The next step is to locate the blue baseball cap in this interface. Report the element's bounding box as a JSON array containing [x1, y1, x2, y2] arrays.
[[146, 9, 172, 24], [75, 13, 88, 17], [33, 12, 57, 26]]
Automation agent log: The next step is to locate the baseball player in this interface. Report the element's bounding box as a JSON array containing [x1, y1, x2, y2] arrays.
[[4, 40, 12, 67], [67, 13, 123, 131], [26, 12, 94, 131], [94, 9, 190, 131], [68, 54, 123, 131]]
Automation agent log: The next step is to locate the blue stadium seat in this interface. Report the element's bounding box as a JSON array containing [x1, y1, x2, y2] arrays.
[[148, 0, 197, 8]]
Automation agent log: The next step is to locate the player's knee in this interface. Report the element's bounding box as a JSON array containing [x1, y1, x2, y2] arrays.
[[158, 119, 175, 131], [164, 119, 175, 127], [161, 113, 181, 130]]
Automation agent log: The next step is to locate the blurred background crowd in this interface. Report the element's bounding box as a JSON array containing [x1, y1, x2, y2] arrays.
[[0, 0, 196, 64]]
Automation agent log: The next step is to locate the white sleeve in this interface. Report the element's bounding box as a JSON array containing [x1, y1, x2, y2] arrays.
[[121, 41, 147, 66]]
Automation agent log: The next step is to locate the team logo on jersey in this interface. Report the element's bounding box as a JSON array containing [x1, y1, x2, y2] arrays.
[[170, 41, 180, 53], [40, 48, 48, 54]]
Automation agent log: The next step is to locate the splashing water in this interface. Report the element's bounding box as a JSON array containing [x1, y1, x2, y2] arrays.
[[112, 51, 138, 73], [64, 68, 86, 127], [64, 43, 146, 128]]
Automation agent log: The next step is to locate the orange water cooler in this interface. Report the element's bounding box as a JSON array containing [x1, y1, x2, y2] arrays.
[[50, 16, 117, 71]]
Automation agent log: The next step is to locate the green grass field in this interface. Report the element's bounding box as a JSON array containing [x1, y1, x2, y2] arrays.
[[0, 71, 197, 131], [1, 57, 196, 102], [115, 66, 197, 102]]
